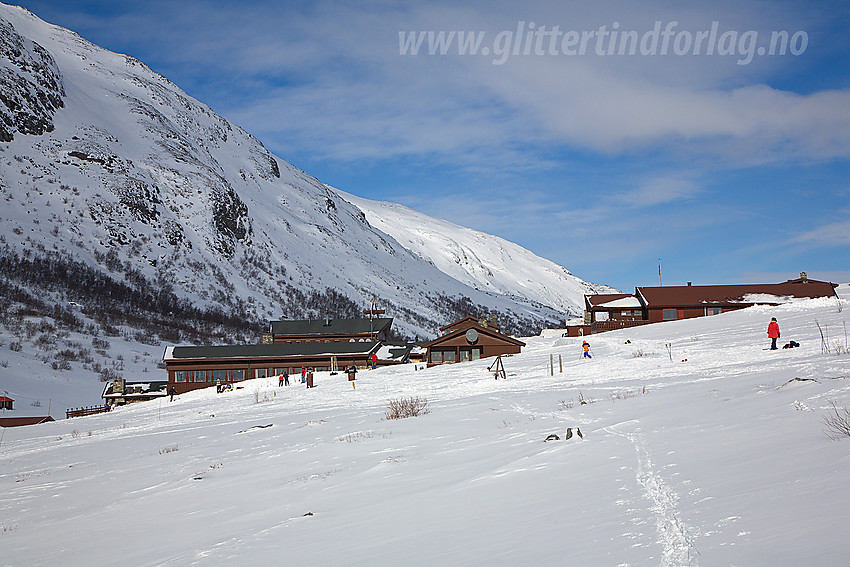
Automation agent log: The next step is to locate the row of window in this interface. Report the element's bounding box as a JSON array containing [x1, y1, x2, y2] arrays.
[[174, 369, 245, 383], [173, 366, 339, 383], [282, 338, 372, 344], [429, 348, 481, 364], [661, 307, 723, 321]]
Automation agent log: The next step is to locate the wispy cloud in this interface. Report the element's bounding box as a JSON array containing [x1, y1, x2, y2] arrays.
[[792, 220, 850, 247], [618, 176, 701, 207]]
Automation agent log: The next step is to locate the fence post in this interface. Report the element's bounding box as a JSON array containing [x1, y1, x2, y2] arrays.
[[549, 354, 554, 376], [559, 354, 563, 373]]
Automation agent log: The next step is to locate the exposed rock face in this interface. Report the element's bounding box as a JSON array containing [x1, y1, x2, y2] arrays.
[[211, 184, 251, 257], [0, 16, 65, 141]]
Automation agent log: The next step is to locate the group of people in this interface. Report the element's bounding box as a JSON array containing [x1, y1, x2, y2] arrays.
[[274, 365, 313, 386], [274, 364, 361, 388]]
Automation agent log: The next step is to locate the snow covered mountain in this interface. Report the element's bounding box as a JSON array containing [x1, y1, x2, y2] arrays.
[[0, 3, 606, 339], [335, 189, 615, 315]]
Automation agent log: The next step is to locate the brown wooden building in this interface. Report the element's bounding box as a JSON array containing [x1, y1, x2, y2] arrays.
[[583, 274, 838, 334], [0, 416, 55, 427], [423, 316, 525, 366], [163, 341, 382, 394]]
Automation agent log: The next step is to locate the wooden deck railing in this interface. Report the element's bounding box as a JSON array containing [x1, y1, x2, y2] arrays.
[[592, 320, 652, 333], [66, 405, 111, 419]]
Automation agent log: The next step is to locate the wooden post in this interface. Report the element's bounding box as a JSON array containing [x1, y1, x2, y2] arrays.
[[549, 354, 554, 376], [488, 355, 507, 380], [559, 354, 563, 373]]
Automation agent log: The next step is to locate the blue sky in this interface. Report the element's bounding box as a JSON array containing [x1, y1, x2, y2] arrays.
[[17, 0, 850, 291]]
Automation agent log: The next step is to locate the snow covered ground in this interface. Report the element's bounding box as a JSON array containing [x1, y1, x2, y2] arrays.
[[1, 286, 849, 566]]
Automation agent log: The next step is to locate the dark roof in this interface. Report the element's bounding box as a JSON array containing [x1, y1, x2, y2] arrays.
[[636, 279, 837, 307], [439, 316, 501, 332], [269, 318, 392, 336], [423, 322, 525, 348], [165, 341, 381, 361], [0, 416, 55, 427]]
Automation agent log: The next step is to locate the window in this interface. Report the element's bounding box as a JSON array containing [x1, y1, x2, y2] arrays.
[[232, 369, 245, 381], [662, 308, 677, 321], [174, 370, 186, 382], [471, 348, 480, 360], [213, 369, 226, 382], [460, 349, 470, 362], [430, 350, 442, 363], [443, 350, 456, 363], [706, 307, 721, 316], [255, 368, 268, 379], [274, 368, 288, 375], [191, 370, 207, 382]]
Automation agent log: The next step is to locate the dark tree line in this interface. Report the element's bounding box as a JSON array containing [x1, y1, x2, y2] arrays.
[[0, 248, 259, 343]]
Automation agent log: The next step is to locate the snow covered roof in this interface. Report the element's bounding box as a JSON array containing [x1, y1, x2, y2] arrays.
[[586, 293, 636, 307], [594, 296, 642, 309]]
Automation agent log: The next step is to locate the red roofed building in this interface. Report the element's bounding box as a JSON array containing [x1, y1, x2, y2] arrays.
[[0, 416, 55, 427], [581, 273, 837, 334]]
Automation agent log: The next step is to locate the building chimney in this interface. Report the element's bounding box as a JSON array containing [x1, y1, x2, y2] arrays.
[[800, 271, 808, 283], [687, 282, 692, 286]]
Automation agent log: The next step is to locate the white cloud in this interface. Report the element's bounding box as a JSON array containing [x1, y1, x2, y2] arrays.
[[792, 220, 850, 247], [45, 1, 850, 171]]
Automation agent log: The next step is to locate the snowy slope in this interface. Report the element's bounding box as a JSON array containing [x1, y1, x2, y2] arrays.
[[334, 188, 615, 316], [0, 3, 608, 340], [1, 289, 848, 566]]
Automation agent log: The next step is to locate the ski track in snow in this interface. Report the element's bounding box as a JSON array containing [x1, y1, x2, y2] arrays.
[[606, 424, 700, 567]]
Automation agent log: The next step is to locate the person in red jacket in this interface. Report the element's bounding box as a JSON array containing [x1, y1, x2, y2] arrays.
[[767, 317, 780, 350]]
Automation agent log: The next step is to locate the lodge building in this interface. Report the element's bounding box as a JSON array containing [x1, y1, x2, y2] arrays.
[[423, 316, 525, 367], [164, 317, 389, 394], [566, 273, 838, 336]]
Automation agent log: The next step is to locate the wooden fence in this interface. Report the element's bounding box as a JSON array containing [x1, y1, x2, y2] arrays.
[[66, 405, 111, 419], [592, 320, 652, 333]]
